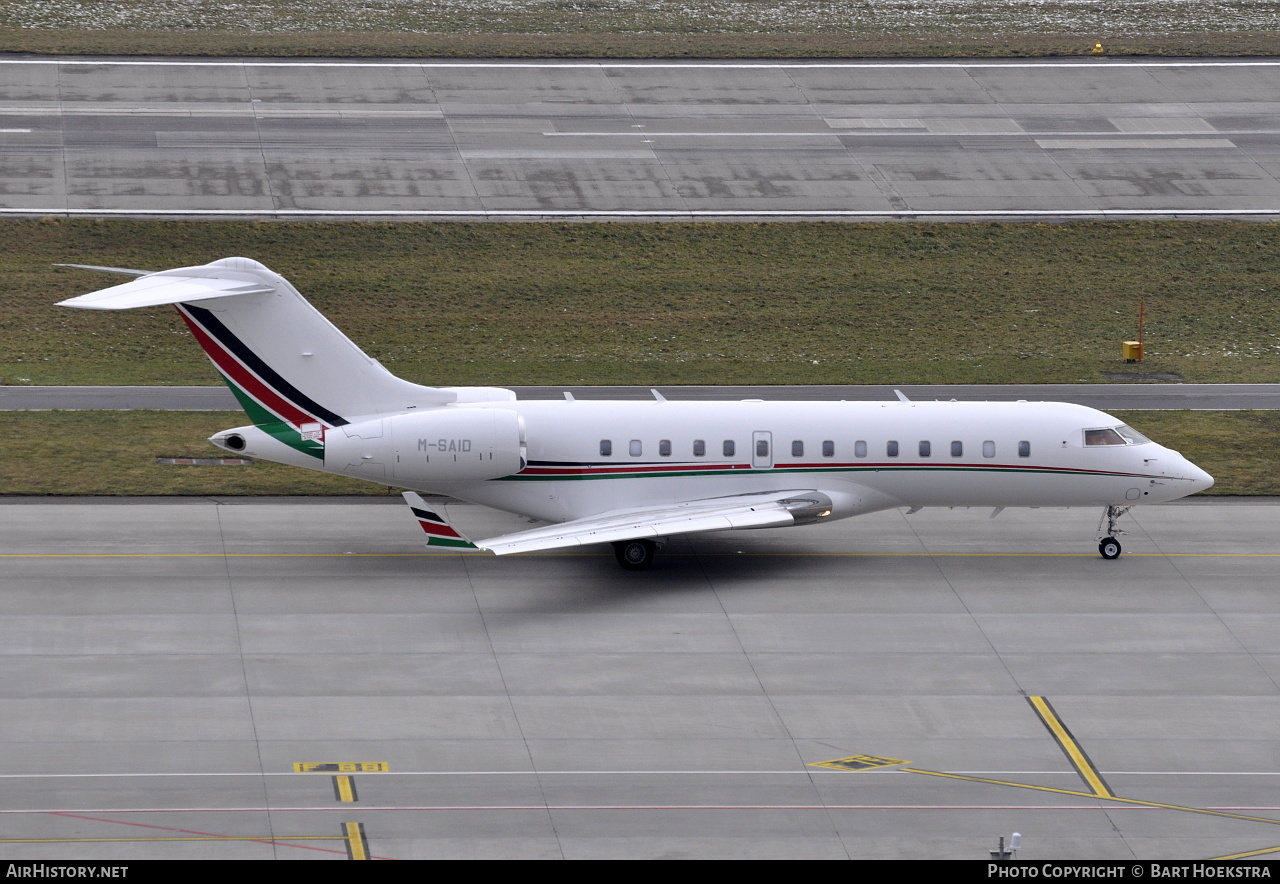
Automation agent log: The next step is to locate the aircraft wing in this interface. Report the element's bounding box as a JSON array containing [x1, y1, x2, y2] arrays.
[[403, 490, 832, 556]]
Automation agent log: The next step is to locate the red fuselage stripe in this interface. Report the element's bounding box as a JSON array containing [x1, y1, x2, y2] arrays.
[[178, 309, 317, 427]]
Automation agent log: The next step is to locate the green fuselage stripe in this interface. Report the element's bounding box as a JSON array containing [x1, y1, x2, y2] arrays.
[[219, 372, 323, 460]]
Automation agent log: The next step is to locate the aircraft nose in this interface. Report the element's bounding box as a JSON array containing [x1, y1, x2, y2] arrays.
[[1187, 461, 1214, 494], [1187, 465, 1208, 493]]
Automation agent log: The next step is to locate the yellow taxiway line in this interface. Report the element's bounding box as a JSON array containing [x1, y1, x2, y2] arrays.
[[1028, 696, 1115, 799]]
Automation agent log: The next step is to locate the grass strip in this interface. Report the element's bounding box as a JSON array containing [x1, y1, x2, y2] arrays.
[[5, 219, 1280, 387], [3, 0, 1280, 59], [0, 412, 375, 496], [4, 29, 1280, 59], [0, 410, 1270, 497]]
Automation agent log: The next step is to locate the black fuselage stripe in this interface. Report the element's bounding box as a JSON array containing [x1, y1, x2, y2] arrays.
[[185, 303, 348, 427]]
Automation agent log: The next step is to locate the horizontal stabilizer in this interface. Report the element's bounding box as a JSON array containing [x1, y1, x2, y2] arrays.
[[402, 492, 480, 550], [57, 271, 274, 311]]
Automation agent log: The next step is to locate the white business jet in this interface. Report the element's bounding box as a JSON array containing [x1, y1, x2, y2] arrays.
[[59, 258, 1214, 570]]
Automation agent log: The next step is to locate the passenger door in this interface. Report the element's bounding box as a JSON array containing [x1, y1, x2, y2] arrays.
[[752, 431, 773, 470]]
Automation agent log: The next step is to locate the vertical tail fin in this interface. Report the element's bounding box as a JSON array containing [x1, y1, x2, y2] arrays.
[[59, 258, 514, 455], [61, 257, 454, 420]]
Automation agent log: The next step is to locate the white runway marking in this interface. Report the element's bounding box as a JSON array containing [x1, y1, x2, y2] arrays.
[[1035, 137, 1237, 149]]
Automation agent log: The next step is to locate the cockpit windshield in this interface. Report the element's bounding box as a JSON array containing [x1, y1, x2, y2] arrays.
[[1115, 425, 1151, 445], [1084, 425, 1151, 447]]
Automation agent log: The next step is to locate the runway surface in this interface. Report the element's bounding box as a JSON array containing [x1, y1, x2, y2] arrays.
[[4, 57, 1280, 219], [1, 497, 1278, 859], [5, 383, 1280, 411]]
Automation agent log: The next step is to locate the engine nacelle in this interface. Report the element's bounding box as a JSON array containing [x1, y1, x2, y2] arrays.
[[325, 407, 525, 485]]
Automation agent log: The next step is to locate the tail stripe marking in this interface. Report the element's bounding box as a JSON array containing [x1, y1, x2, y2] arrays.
[[409, 506, 466, 540], [180, 310, 314, 427], [409, 506, 478, 549], [180, 304, 348, 428]]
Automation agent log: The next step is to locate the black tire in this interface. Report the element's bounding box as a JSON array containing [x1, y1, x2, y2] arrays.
[[1099, 537, 1122, 560], [613, 538, 657, 571]]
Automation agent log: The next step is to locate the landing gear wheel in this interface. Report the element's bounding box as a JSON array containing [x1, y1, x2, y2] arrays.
[[613, 538, 657, 571], [1099, 537, 1122, 560]]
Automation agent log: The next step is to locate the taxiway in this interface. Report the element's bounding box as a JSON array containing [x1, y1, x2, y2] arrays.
[[0, 497, 1277, 859]]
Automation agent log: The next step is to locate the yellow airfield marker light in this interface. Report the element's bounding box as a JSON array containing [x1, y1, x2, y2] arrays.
[[1093, 43, 1105, 55], [1123, 297, 1146, 362]]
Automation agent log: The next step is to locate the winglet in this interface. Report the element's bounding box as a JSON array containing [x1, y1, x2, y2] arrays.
[[402, 492, 480, 550]]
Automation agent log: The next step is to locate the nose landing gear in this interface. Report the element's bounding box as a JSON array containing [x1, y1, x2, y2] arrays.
[[1097, 505, 1131, 560], [1098, 536, 1122, 560]]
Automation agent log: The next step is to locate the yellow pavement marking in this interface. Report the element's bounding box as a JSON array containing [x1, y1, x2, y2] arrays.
[[294, 762, 388, 773], [903, 693, 1280, 857], [904, 767, 1098, 799], [1212, 845, 1280, 860], [0, 836, 346, 844], [1068, 793, 1280, 827], [1029, 696, 1114, 799], [344, 822, 369, 861], [904, 769, 1280, 828], [809, 755, 909, 772], [333, 775, 358, 803], [1100, 793, 1280, 828]]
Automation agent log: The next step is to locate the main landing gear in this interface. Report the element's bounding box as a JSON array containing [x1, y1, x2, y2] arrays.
[[613, 538, 658, 571], [1097, 505, 1131, 560]]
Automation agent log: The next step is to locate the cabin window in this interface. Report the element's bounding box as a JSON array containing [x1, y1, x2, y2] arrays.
[[1018, 440, 1031, 458], [600, 440, 612, 457], [983, 440, 995, 458], [919, 441, 931, 458], [630, 439, 642, 457], [822, 440, 835, 458], [951, 441, 963, 457], [659, 439, 672, 457], [723, 440, 735, 457], [693, 439, 706, 457], [792, 440, 804, 458], [756, 439, 769, 457], [854, 440, 867, 458], [887, 441, 899, 458]]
